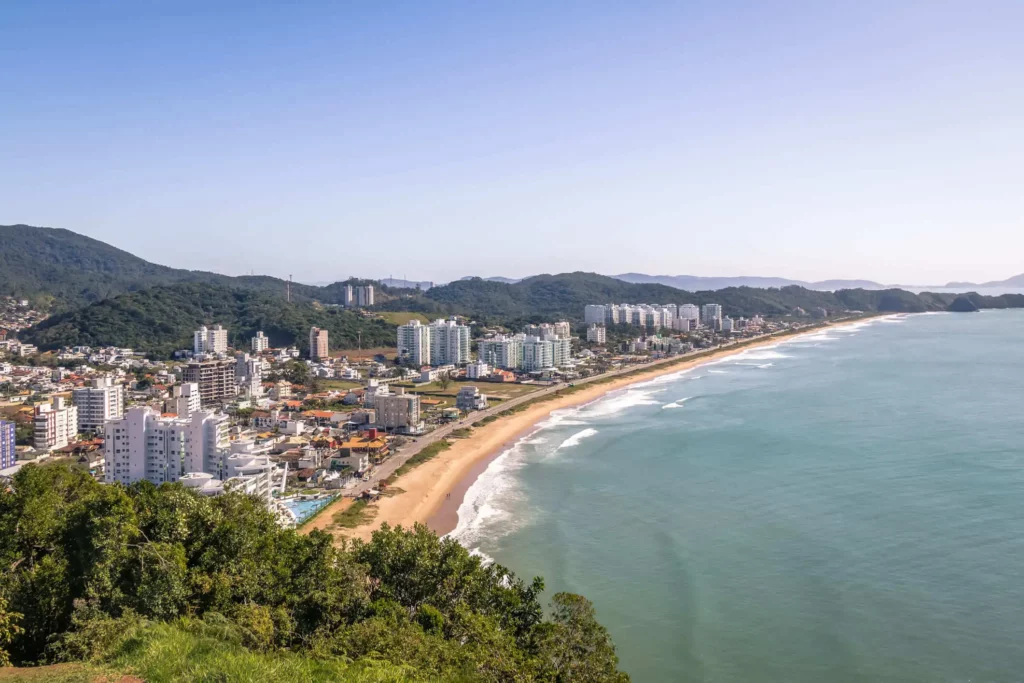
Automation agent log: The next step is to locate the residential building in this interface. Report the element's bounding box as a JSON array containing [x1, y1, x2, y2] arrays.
[[397, 320, 432, 366], [355, 285, 375, 307], [672, 317, 692, 333], [466, 360, 490, 379], [72, 376, 124, 432], [722, 316, 735, 333], [584, 305, 608, 324], [251, 331, 269, 353], [375, 387, 422, 433], [679, 304, 700, 322], [235, 353, 263, 397], [429, 318, 471, 365], [103, 407, 229, 486], [701, 304, 723, 328], [182, 359, 237, 407], [170, 382, 201, 418], [34, 397, 78, 451], [477, 336, 523, 370], [586, 324, 607, 344], [193, 325, 229, 355], [521, 337, 554, 372], [456, 386, 488, 412], [343, 284, 354, 307], [553, 321, 572, 339], [551, 337, 572, 368], [0, 420, 14, 470], [309, 327, 329, 360]]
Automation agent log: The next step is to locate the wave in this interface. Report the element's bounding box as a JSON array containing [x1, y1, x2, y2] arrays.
[[579, 389, 662, 419], [557, 428, 599, 449], [662, 397, 692, 409], [446, 437, 532, 549], [707, 369, 729, 374]]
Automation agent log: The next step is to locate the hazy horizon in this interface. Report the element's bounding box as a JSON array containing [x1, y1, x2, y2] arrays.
[[3, 2, 1022, 283]]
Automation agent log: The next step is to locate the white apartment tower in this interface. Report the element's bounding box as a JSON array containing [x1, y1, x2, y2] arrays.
[[429, 319, 471, 365], [343, 285, 355, 307], [194, 325, 229, 355], [34, 397, 78, 451], [251, 331, 269, 353], [309, 327, 329, 360], [397, 320, 432, 366], [355, 285, 375, 307], [521, 337, 554, 372], [701, 304, 723, 328], [72, 376, 124, 432], [679, 304, 699, 323], [170, 383, 202, 418], [477, 336, 523, 370], [104, 407, 229, 486], [586, 324, 607, 344]]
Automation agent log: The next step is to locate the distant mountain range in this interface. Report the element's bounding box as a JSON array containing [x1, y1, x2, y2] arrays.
[[612, 273, 887, 292], [943, 274, 1024, 288]]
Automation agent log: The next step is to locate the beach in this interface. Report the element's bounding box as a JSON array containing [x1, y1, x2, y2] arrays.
[[334, 320, 867, 543]]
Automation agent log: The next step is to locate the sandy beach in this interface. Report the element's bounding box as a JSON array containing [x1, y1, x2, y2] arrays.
[[331, 319, 868, 544]]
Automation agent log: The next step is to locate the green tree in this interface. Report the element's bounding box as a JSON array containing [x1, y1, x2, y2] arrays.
[[536, 593, 629, 682]]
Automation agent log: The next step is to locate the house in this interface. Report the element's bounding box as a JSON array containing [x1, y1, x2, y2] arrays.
[[456, 386, 488, 412], [338, 434, 389, 464]]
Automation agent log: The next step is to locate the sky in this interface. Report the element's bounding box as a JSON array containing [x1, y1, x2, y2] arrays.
[[2, 1, 1022, 285]]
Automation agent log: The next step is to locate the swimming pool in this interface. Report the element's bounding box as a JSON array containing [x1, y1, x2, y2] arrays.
[[280, 496, 335, 525]]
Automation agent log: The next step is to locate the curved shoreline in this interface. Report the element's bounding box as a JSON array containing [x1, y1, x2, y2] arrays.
[[332, 318, 876, 543]]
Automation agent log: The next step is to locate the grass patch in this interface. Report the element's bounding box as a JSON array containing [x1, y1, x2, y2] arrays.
[[385, 440, 452, 484], [379, 486, 405, 498], [331, 499, 376, 529], [449, 428, 473, 438]]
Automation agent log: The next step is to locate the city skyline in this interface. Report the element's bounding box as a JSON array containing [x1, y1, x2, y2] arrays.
[[3, 2, 1022, 283]]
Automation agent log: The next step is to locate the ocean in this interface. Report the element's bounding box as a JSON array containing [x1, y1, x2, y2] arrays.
[[449, 311, 1024, 682]]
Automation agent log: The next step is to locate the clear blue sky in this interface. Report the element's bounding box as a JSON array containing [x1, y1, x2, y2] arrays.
[[2, 1, 1022, 285]]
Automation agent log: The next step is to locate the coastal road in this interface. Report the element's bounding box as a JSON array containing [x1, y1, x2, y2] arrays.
[[343, 326, 818, 497]]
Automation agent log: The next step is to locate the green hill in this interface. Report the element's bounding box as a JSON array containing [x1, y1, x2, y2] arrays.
[[0, 463, 629, 681], [20, 283, 397, 356], [0, 224, 406, 311]]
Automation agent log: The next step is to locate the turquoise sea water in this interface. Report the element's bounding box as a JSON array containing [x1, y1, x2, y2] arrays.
[[450, 311, 1024, 682]]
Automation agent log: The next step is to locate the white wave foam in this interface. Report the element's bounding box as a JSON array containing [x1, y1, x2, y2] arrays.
[[707, 369, 729, 374], [730, 349, 792, 361], [446, 437, 532, 548], [557, 428, 598, 449], [662, 397, 692, 409], [579, 389, 662, 419]]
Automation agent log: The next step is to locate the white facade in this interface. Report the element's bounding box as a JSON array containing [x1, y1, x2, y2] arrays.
[[679, 304, 700, 323], [672, 317, 692, 333], [397, 320, 432, 366], [701, 304, 723, 327], [429, 319, 471, 365], [466, 360, 490, 379], [521, 337, 554, 372], [171, 382, 202, 418], [375, 388, 423, 433], [586, 324, 607, 344], [355, 285, 374, 307], [551, 338, 572, 368], [194, 325, 229, 355], [251, 331, 269, 353], [477, 336, 523, 370], [72, 376, 124, 432], [722, 316, 735, 333], [584, 305, 607, 324], [104, 407, 229, 486], [34, 397, 78, 450]]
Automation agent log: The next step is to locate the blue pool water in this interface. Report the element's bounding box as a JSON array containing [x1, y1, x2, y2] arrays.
[[281, 496, 334, 524]]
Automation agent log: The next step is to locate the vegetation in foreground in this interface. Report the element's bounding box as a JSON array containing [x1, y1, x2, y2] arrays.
[[0, 463, 628, 682]]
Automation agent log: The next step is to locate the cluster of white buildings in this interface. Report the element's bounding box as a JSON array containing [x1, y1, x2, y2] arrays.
[[584, 303, 731, 332], [396, 318, 471, 367], [477, 332, 573, 372], [343, 285, 375, 308], [32, 376, 126, 450]]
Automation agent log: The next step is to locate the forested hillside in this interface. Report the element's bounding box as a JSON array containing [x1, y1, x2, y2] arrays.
[[0, 224, 406, 311], [0, 463, 629, 681], [20, 283, 397, 355]]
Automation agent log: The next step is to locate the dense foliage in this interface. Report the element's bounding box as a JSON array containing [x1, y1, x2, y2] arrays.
[[0, 224, 411, 311], [0, 463, 629, 681], [21, 284, 398, 356]]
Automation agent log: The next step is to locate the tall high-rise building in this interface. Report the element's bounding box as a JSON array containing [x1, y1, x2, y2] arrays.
[[429, 319, 471, 365], [251, 331, 269, 353], [72, 376, 124, 432], [194, 325, 229, 355], [104, 407, 229, 486], [477, 336, 523, 370], [521, 337, 554, 372], [375, 388, 422, 433], [34, 397, 78, 451], [309, 327, 329, 360], [0, 420, 15, 470], [701, 304, 723, 328], [552, 321, 572, 339], [679, 304, 699, 322], [584, 305, 608, 324], [234, 354, 264, 398], [170, 382, 202, 418], [397, 320, 431, 366], [354, 285, 375, 307], [343, 284, 354, 307], [551, 338, 572, 368], [182, 360, 237, 407]]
